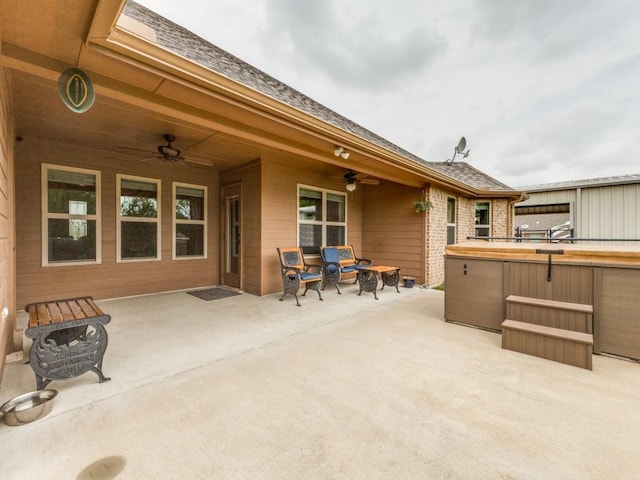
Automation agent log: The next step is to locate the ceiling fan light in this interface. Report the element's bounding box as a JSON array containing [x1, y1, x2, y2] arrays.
[[346, 182, 356, 192], [341, 151, 350, 159], [158, 145, 181, 157], [334, 146, 343, 157]]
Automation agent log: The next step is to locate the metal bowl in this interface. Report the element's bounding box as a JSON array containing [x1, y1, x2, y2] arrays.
[[0, 390, 58, 426]]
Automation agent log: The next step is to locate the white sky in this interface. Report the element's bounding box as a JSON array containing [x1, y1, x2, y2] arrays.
[[136, 0, 640, 188]]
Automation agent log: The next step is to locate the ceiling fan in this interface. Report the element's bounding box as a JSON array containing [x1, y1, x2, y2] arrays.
[[118, 134, 187, 163], [342, 169, 380, 191]]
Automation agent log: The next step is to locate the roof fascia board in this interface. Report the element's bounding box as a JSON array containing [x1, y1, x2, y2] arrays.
[[524, 177, 640, 193]]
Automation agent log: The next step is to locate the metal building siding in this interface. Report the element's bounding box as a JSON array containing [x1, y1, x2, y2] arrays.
[[518, 189, 576, 206], [580, 184, 640, 239]]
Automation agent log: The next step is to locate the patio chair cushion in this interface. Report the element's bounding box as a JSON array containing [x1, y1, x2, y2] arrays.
[[300, 272, 322, 281], [322, 247, 340, 264], [325, 264, 339, 274]]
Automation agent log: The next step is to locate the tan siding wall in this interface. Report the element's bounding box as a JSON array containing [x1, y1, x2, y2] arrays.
[[518, 189, 576, 206], [580, 185, 640, 240], [220, 161, 261, 295], [0, 64, 16, 384], [15, 138, 219, 308], [260, 158, 364, 295], [363, 182, 423, 282]]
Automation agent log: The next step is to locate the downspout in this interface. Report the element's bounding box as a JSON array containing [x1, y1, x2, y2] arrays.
[[507, 193, 527, 237], [575, 187, 581, 238], [421, 185, 428, 286]]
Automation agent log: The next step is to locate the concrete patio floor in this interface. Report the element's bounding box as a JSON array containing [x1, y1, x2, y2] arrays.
[[1, 283, 639, 479]]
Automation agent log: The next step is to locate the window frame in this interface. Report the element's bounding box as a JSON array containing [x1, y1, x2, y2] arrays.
[[297, 184, 348, 256], [116, 174, 161, 263], [475, 200, 492, 238], [41, 163, 102, 267], [172, 181, 207, 260], [447, 197, 456, 245]]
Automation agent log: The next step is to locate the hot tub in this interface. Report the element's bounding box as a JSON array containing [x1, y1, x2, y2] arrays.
[[444, 241, 640, 362]]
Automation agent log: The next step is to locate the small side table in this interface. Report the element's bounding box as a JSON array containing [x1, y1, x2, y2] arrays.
[[25, 296, 111, 390], [357, 265, 401, 300]]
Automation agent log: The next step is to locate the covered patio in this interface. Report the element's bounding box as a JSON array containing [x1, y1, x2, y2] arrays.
[[1, 286, 639, 479]]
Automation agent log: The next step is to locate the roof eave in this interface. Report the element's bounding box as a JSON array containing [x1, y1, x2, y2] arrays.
[[86, 4, 522, 199]]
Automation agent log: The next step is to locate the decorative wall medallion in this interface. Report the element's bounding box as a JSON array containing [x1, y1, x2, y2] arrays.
[[58, 68, 95, 113]]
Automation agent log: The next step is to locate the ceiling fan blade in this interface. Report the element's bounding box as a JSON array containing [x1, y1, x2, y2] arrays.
[[359, 178, 380, 185], [118, 146, 154, 154]]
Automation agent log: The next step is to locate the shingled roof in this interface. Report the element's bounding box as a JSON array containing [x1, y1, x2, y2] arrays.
[[426, 162, 513, 191], [123, 1, 516, 193]]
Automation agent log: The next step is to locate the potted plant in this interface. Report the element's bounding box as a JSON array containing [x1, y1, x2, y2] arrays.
[[413, 200, 433, 213], [403, 276, 416, 288]]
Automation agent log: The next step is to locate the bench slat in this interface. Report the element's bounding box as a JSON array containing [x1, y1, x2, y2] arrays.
[[45, 302, 64, 323], [58, 301, 78, 321], [35, 304, 50, 326], [85, 298, 104, 317], [77, 298, 100, 317]]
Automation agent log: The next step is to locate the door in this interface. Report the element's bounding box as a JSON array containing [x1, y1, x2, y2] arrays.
[[223, 185, 241, 289]]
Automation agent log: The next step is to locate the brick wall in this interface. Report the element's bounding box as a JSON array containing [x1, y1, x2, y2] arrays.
[[491, 199, 509, 237], [425, 190, 513, 287], [425, 187, 448, 287]]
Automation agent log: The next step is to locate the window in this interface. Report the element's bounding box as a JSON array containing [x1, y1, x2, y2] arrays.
[[475, 201, 491, 237], [173, 182, 207, 258], [42, 164, 101, 266], [117, 175, 160, 261], [447, 198, 456, 245], [515, 203, 570, 215], [298, 186, 346, 255]]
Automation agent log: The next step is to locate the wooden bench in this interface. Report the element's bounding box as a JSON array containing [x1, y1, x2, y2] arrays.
[[319, 245, 371, 294], [25, 296, 111, 389], [277, 247, 324, 306], [501, 319, 593, 370]]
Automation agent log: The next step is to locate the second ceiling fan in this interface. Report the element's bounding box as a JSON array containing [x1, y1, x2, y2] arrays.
[[343, 169, 380, 191], [118, 134, 189, 164]]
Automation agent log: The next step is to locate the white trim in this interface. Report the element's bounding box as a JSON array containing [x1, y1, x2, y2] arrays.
[[475, 200, 492, 237], [116, 174, 161, 263], [41, 163, 102, 267], [172, 181, 208, 260]]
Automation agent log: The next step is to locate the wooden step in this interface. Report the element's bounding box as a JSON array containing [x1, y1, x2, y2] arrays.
[[501, 319, 593, 370], [506, 295, 593, 314], [501, 319, 593, 344]]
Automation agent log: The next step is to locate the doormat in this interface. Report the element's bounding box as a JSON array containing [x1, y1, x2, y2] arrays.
[[186, 288, 241, 301]]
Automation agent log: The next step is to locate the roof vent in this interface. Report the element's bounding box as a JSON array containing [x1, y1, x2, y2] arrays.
[[116, 14, 157, 43]]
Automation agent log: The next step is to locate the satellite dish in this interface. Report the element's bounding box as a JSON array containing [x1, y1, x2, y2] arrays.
[[447, 136, 471, 165], [457, 137, 466, 153]]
